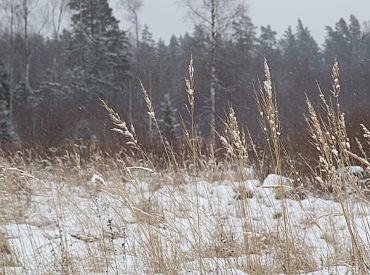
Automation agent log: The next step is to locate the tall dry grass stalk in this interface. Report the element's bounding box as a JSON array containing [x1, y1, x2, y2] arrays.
[[101, 99, 138, 149], [219, 106, 249, 168], [183, 55, 204, 271], [256, 58, 297, 274], [184, 55, 199, 168], [306, 61, 369, 274], [139, 81, 179, 169], [256, 59, 281, 174], [177, 55, 207, 173]]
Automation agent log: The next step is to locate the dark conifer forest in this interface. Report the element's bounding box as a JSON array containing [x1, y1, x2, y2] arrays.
[[0, 0, 369, 153]]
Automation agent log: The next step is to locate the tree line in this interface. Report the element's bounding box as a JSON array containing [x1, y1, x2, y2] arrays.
[[0, 0, 369, 152]]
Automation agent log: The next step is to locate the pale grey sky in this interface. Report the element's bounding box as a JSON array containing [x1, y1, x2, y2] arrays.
[[113, 0, 370, 45]]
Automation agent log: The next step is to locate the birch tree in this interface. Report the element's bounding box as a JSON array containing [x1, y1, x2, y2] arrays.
[[13, 0, 47, 94], [118, 0, 143, 68], [45, 0, 69, 82], [48, 0, 69, 39], [182, 0, 246, 145], [21, 0, 31, 95], [0, 0, 20, 141], [118, 0, 143, 123]]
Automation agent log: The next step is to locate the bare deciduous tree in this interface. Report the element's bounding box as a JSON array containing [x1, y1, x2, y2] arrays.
[[118, 0, 143, 68], [0, 0, 20, 139], [182, 0, 247, 146], [118, 0, 143, 123], [48, 0, 69, 39]]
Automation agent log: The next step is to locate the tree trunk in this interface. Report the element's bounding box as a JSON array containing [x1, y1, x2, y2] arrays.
[[23, 0, 33, 142], [24, 0, 30, 93], [135, 11, 139, 73], [129, 79, 133, 124], [9, 3, 14, 132], [149, 72, 152, 134], [210, 0, 217, 146]]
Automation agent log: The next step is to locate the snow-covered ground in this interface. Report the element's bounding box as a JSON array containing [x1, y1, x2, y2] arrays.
[[1, 168, 370, 274]]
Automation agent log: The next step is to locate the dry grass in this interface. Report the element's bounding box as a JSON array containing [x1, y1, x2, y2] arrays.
[[1, 58, 370, 274]]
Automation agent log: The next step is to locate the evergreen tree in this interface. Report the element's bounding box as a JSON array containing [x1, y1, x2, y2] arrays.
[[254, 24, 281, 96], [279, 22, 321, 135], [294, 19, 321, 101], [349, 15, 361, 41], [160, 93, 179, 140], [256, 25, 278, 58], [138, 24, 156, 84], [167, 35, 182, 95], [295, 19, 321, 70], [155, 39, 171, 103], [66, 0, 130, 100], [231, 13, 256, 56], [279, 26, 299, 97], [222, 12, 256, 126], [0, 63, 12, 142], [255, 25, 280, 75], [141, 24, 155, 49], [229, 10, 256, 87], [61, 0, 131, 141], [348, 15, 363, 64], [324, 18, 351, 65], [324, 16, 368, 107], [362, 23, 370, 61], [163, 36, 184, 115], [280, 26, 299, 68]]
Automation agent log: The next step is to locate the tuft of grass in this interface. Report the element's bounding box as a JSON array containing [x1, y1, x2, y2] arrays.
[[305, 61, 369, 273]]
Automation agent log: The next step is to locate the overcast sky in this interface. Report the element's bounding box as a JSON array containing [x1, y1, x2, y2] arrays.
[[113, 0, 370, 46]]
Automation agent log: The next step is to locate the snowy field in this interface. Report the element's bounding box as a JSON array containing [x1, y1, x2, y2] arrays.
[[1, 164, 370, 274]]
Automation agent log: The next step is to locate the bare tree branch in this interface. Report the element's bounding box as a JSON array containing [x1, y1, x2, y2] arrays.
[[49, 0, 69, 39]]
